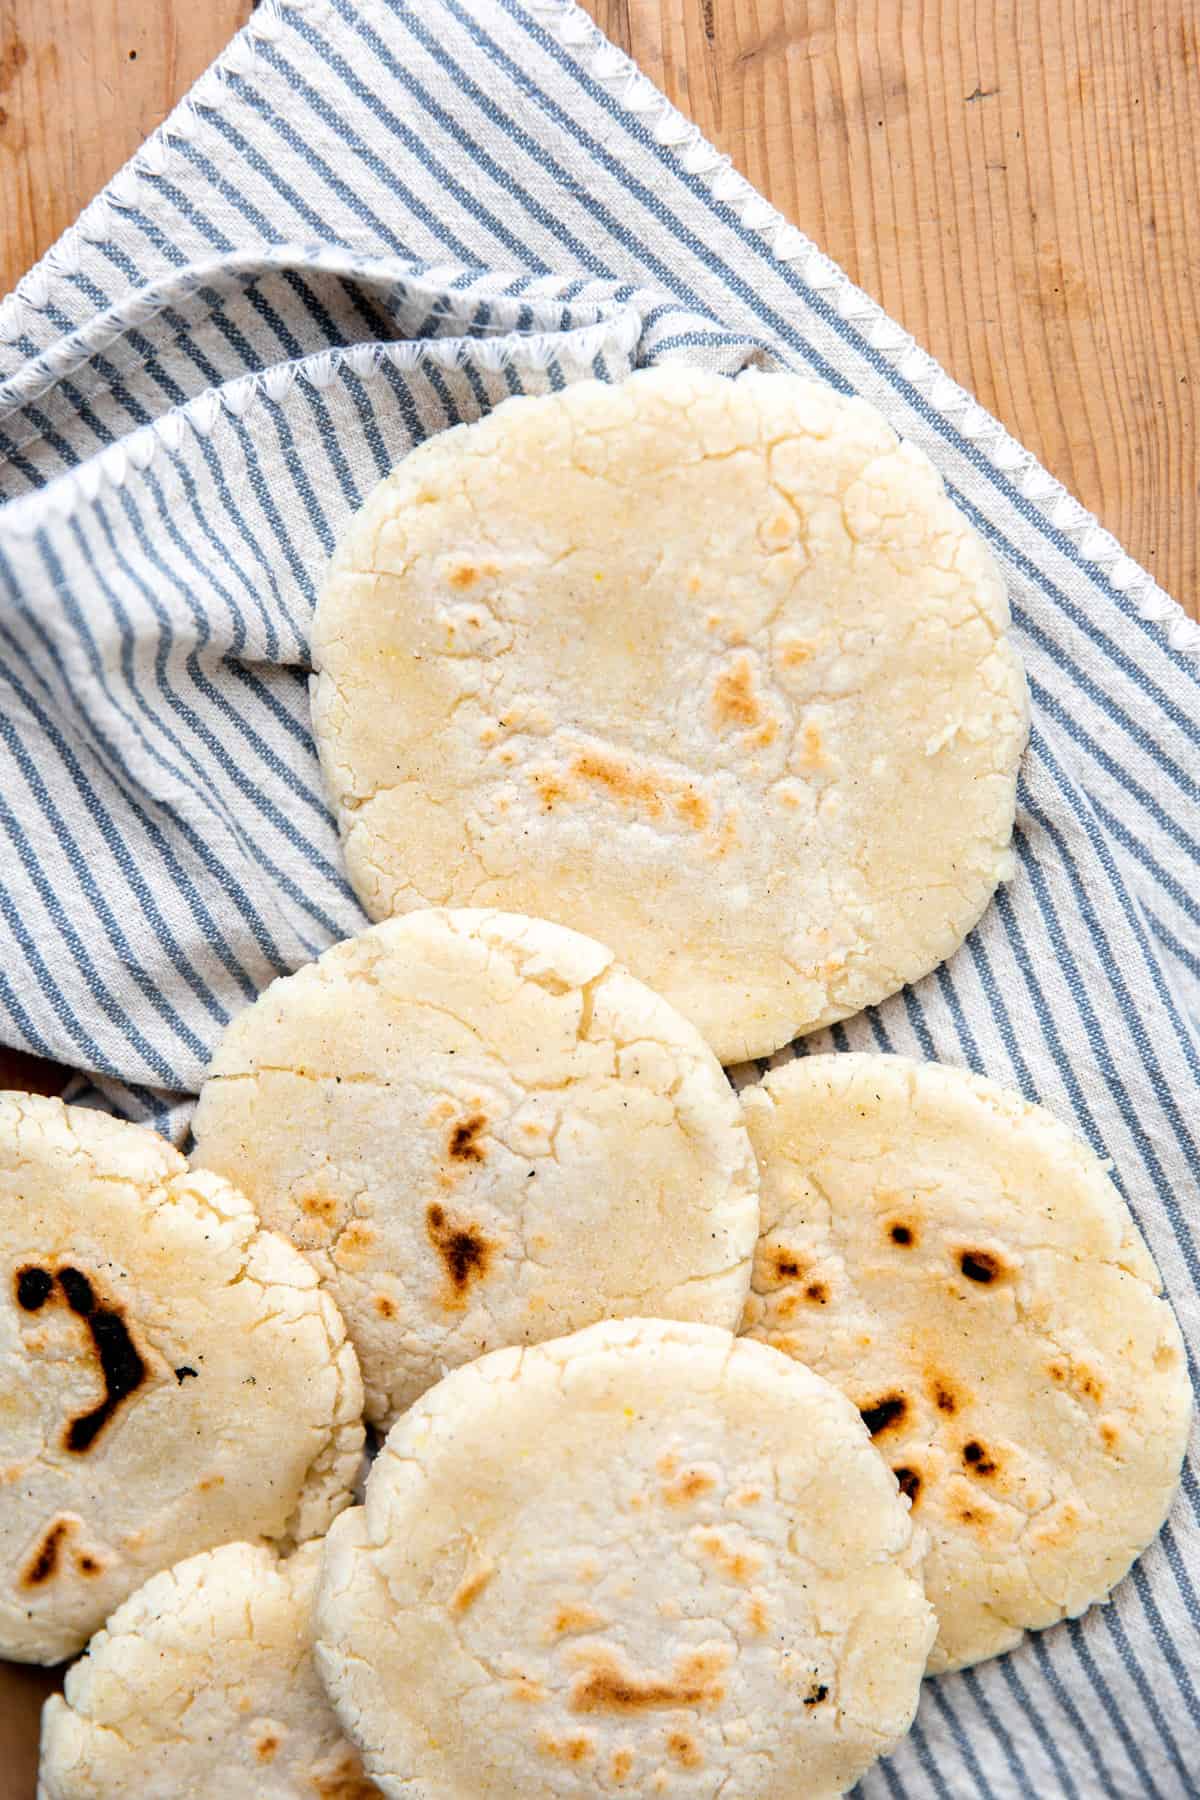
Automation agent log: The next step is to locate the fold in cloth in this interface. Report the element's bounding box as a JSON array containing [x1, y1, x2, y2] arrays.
[[0, 2, 1197, 1794]]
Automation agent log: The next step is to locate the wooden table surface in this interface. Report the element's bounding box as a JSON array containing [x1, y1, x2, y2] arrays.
[[0, 0, 1196, 1788]]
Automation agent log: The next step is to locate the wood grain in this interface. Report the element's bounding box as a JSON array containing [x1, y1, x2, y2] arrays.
[[0, 0, 252, 294]]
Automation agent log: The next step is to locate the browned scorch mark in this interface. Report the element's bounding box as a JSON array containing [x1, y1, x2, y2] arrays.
[[661, 1466, 716, 1507], [20, 1515, 74, 1589], [538, 1731, 596, 1764], [569, 751, 664, 819], [957, 1249, 1006, 1285], [14, 1264, 148, 1451], [746, 1592, 770, 1634], [450, 1561, 495, 1616], [962, 1440, 998, 1476], [448, 1113, 487, 1163], [568, 1643, 730, 1715], [666, 1730, 704, 1769], [310, 1746, 383, 1799], [300, 1193, 339, 1225], [712, 656, 762, 729], [893, 1465, 922, 1505], [694, 1529, 762, 1583], [929, 1372, 965, 1416], [549, 1601, 607, 1638], [859, 1393, 908, 1438], [675, 788, 710, 829], [426, 1204, 494, 1307]]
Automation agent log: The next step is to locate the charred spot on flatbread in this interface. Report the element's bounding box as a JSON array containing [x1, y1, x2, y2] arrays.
[[426, 1205, 494, 1304], [859, 1393, 908, 1439], [12, 1265, 148, 1452]]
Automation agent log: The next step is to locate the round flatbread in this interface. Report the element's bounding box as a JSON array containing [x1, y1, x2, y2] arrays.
[[192, 910, 760, 1428], [311, 365, 1027, 1063], [314, 1317, 935, 1800], [37, 1540, 379, 1799], [739, 1054, 1192, 1673], [0, 1094, 364, 1665]]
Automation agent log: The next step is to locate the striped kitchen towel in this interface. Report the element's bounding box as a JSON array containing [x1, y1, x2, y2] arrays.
[[0, 1, 1197, 1793]]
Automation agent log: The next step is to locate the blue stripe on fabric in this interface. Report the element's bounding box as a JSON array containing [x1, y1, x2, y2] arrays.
[[1030, 1634, 1124, 1800], [59, 514, 309, 972], [241, 396, 338, 560], [1057, 1620, 1165, 1800], [1091, 794, 1200, 944], [203, 410, 318, 616], [0, 438, 46, 490], [118, 472, 335, 826], [961, 930, 1040, 1104], [0, 581, 263, 1005], [0, 672, 212, 1065], [1020, 741, 1200, 1189], [152, 438, 297, 664], [236, 50, 521, 271], [0, 970, 61, 1063], [337, 365, 393, 480], [1142, 901, 1200, 985], [46, 514, 298, 973], [901, 1718, 956, 1800], [1000, 829, 1200, 1293], [635, 330, 759, 359], [869, 1754, 910, 1798], [899, 987, 936, 1060], [1027, 671, 1200, 860], [12, 399, 90, 468], [932, 963, 985, 1072], [90, 497, 346, 935], [1129, 1557, 1200, 1727], [0, 776, 177, 1087], [996, 1659, 1084, 1800], [297, 372, 363, 512], [961, 1667, 1038, 1797], [255, 28, 607, 278], [1099, 1603, 1193, 1792], [208, 87, 415, 259], [0, 869, 116, 1075]]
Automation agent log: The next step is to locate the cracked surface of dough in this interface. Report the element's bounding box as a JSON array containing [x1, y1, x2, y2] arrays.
[[311, 366, 1028, 1063], [38, 1540, 380, 1799], [192, 910, 760, 1428], [0, 1094, 364, 1664], [739, 1054, 1193, 1672], [314, 1318, 935, 1800]]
